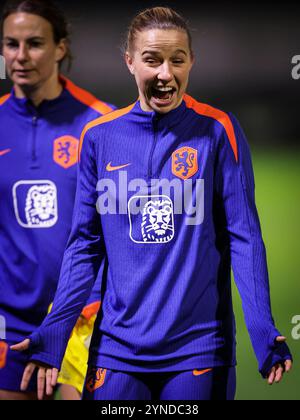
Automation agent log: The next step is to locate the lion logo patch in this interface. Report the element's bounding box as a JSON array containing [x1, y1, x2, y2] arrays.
[[13, 181, 58, 228], [128, 195, 175, 244], [172, 146, 198, 180], [25, 185, 57, 227]]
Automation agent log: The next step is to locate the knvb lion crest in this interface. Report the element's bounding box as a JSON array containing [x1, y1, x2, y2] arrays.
[[172, 147, 198, 180], [85, 368, 107, 393], [53, 136, 79, 169]]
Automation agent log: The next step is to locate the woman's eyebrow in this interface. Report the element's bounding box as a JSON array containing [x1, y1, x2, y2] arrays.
[[27, 36, 45, 41], [173, 49, 188, 56], [142, 49, 187, 56], [142, 50, 160, 56], [4, 36, 45, 41]]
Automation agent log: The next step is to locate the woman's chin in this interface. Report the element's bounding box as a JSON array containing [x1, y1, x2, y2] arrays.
[[12, 75, 38, 89]]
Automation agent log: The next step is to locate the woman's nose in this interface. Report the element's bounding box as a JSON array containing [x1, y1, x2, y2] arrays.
[[157, 62, 173, 82], [16, 44, 29, 63]]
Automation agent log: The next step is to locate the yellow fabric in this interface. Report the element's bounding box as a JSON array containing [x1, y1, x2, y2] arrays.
[[58, 315, 96, 394], [48, 303, 98, 394]]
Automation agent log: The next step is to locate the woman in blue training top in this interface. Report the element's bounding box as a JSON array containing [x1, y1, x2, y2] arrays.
[[0, 0, 113, 400], [13, 7, 292, 401]]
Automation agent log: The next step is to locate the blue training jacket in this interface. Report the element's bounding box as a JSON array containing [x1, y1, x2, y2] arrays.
[[0, 77, 114, 342], [28, 94, 292, 378]]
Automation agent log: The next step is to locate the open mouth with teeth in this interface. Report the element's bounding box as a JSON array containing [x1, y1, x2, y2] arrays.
[[151, 86, 176, 103]]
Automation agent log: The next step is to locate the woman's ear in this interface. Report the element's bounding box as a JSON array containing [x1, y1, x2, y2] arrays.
[[56, 39, 67, 64], [125, 51, 135, 75], [190, 52, 195, 70]]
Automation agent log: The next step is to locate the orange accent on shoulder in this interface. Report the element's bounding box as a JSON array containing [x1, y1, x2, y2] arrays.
[[184, 94, 238, 162], [61, 75, 113, 115], [78, 103, 136, 160], [81, 301, 101, 320], [0, 94, 10, 106]]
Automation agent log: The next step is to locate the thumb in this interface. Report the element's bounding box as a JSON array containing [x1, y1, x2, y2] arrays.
[[276, 336, 287, 343], [10, 339, 30, 352]]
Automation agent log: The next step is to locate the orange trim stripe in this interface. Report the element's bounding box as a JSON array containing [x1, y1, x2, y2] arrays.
[[79, 103, 136, 159], [61, 75, 113, 115], [81, 301, 101, 320], [0, 94, 10, 106], [184, 94, 238, 162]]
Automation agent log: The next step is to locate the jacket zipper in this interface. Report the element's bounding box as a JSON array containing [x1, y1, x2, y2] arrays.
[[31, 114, 38, 163], [148, 116, 159, 179]]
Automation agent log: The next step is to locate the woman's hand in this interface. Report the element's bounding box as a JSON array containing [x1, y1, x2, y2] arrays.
[[11, 339, 59, 400], [267, 336, 293, 385]]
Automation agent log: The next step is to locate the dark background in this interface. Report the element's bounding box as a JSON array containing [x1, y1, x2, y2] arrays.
[[1, 0, 300, 400], [1, 0, 300, 146]]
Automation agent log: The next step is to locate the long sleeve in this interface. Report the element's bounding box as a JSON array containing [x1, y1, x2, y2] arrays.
[[28, 129, 105, 369], [214, 113, 292, 377]]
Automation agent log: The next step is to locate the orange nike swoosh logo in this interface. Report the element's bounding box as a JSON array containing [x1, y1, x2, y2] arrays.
[[193, 369, 212, 376], [0, 149, 11, 157], [106, 162, 131, 172]]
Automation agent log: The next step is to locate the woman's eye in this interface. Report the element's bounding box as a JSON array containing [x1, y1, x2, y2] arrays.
[[5, 42, 18, 49], [29, 42, 42, 48]]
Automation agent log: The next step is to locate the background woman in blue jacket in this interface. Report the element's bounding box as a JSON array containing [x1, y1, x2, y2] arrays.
[[0, 0, 113, 400]]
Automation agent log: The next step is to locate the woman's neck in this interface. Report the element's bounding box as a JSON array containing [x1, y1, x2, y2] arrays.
[[14, 72, 63, 107]]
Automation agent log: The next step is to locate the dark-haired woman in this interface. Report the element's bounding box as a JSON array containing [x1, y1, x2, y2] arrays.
[[0, 0, 114, 400], [14, 7, 292, 401]]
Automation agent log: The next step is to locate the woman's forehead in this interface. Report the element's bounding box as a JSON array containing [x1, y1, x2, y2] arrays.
[[135, 28, 190, 52], [3, 12, 52, 38]]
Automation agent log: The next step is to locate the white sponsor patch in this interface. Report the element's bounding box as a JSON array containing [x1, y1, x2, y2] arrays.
[[13, 180, 58, 228], [128, 195, 175, 244]]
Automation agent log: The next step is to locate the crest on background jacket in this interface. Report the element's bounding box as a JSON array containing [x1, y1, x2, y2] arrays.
[[53, 135, 79, 169], [172, 146, 198, 180]]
